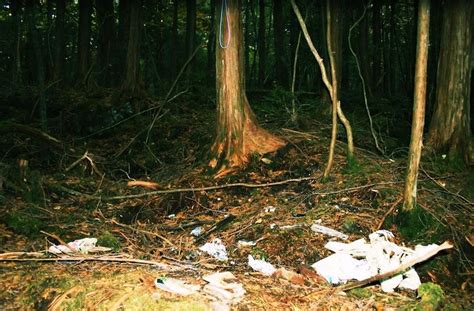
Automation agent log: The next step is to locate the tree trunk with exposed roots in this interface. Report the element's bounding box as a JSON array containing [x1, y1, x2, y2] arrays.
[[209, 0, 285, 177]]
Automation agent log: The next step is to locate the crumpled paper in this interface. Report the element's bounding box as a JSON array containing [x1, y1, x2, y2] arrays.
[[311, 230, 438, 292]]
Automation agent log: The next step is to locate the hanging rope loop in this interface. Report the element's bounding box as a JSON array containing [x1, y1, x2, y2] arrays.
[[218, 0, 231, 48]]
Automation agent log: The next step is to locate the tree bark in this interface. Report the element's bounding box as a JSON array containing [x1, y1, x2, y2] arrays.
[[357, 2, 373, 99], [10, 0, 22, 84], [185, 0, 197, 83], [207, 0, 216, 76], [25, 0, 47, 129], [77, 0, 92, 85], [257, 0, 266, 86], [171, 0, 179, 79], [403, 0, 430, 211], [372, 0, 382, 93], [122, 0, 143, 95], [426, 0, 473, 163], [117, 0, 130, 84], [272, 0, 287, 87], [210, 0, 285, 177], [53, 0, 65, 83], [96, 0, 115, 86]]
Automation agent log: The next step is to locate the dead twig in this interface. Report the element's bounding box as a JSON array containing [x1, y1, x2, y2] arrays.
[[376, 196, 403, 230]]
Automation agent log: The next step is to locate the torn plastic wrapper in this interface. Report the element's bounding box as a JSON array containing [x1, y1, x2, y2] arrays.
[[154, 277, 200, 296], [248, 255, 276, 276], [48, 238, 111, 254]]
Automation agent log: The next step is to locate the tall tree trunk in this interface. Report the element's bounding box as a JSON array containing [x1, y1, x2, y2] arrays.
[[210, 0, 285, 177], [53, 0, 65, 83], [185, 0, 197, 83], [96, 0, 115, 86], [207, 0, 216, 76], [372, 0, 382, 93], [171, 0, 179, 79], [357, 2, 373, 99], [257, 0, 266, 86], [11, 0, 22, 84], [25, 0, 47, 129], [117, 0, 130, 84], [77, 0, 92, 85], [273, 0, 287, 87], [426, 0, 473, 163], [403, 0, 430, 211], [122, 0, 143, 95], [244, 1, 251, 82]]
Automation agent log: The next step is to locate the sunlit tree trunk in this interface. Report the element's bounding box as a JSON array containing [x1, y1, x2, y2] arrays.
[[77, 0, 92, 85], [96, 0, 115, 86], [426, 0, 473, 163], [257, 0, 266, 86], [403, 0, 430, 211], [53, 0, 65, 83], [210, 0, 285, 177], [122, 0, 143, 95]]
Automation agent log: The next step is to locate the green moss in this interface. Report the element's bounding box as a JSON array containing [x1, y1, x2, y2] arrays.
[[343, 217, 362, 234], [342, 157, 365, 176], [415, 282, 445, 311], [97, 231, 122, 252], [250, 248, 269, 261], [395, 205, 446, 243], [348, 288, 372, 299], [6, 211, 45, 236]]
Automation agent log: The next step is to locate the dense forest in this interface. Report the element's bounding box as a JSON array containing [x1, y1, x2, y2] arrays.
[[0, 0, 472, 309]]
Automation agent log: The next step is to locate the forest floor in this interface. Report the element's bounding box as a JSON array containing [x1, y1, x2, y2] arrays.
[[0, 90, 472, 310]]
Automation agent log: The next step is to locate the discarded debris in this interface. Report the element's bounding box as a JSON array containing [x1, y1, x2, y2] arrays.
[[199, 238, 229, 261], [311, 221, 349, 240], [190, 226, 202, 237], [48, 238, 111, 254], [203, 271, 245, 310], [154, 277, 200, 296], [248, 255, 276, 276], [311, 230, 452, 292], [237, 240, 256, 247]]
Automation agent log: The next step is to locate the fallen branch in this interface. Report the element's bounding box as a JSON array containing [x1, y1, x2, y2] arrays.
[[338, 241, 453, 292], [0, 254, 171, 269]]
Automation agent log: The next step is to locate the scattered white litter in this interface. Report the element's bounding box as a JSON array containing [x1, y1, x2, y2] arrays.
[[248, 255, 276, 276], [311, 230, 441, 292], [154, 277, 200, 296], [203, 271, 245, 310], [311, 223, 349, 240], [48, 238, 111, 254], [199, 238, 229, 261], [190, 226, 202, 237], [264, 205, 276, 213]]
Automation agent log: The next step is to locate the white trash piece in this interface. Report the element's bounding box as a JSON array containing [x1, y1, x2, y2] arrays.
[[191, 226, 202, 237], [199, 238, 229, 261], [203, 271, 246, 305], [311, 230, 437, 292], [154, 277, 200, 296], [311, 223, 349, 240], [264, 206, 276, 213], [48, 238, 111, 254], [248, 255, 276, 276]]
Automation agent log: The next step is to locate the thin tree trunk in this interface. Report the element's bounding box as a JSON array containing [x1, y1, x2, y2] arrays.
[[77, 0, 92, 85], [426, 0, 473, 163], [11, 0, 22, 84], [210, 0, 285, 177], [357, 2, 372, 99], [372, 1, 382, 93], [171, 0, 179, 79], [185, 0, 197, 83], [257, 0, 266, 86], [122, 0, 143, 95], [25, 0, 47, 129], [403, 0, 430, 211], [53, 0, 65, 83], [207, 0, 216, 76], [96, 0, 115, 85], [273, 0, 287, 87], [117, 0, 130, 84]]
